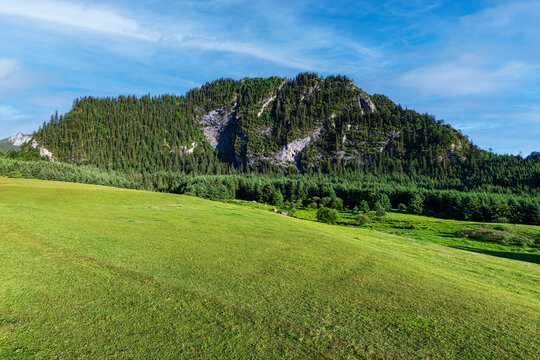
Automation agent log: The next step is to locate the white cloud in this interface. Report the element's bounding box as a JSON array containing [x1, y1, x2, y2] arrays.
[[0, 0, 156, 40], [460, 0, 540, 37], [397, 59, 532, 96], [176, 37, 317, 70], [0, 58, 20, 78], [0, 0, 305, 67], [0, 0, 379, 71], [391, 0, 540, 98], [0, 104, 31, 121], [0, 57, 52, 96], [479, 105, 540, 125], [384, 0, 441, 17]]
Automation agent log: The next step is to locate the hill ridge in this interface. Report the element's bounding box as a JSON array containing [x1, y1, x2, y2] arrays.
[[28, 73, 475, 175]]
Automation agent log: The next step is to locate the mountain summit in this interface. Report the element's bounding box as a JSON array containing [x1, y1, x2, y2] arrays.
[[29, 73, 477, 175]]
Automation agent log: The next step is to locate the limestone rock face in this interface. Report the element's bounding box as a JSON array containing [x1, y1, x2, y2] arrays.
[[31, 139, 55, 161], [39, 147, 54, 161], [198, 108, 239, 163], [199, 108, 236, 149], [358, 93, 376, 113], [273, 127, 322, 167]]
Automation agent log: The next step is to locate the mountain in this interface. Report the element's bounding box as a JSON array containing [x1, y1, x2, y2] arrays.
[[528, 151, 540, 159], [0, 132, 32, 150], [29, 73, 476, 175]]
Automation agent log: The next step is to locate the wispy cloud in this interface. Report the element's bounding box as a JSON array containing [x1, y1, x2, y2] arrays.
[[397, 58, 532, 96], [0, 0, 155, 40], [0, 57, 52, 96], [0, 0, 379, 71], [0, 58, 19, 78], [389, 0, 539, 91], [384, 0, 442, 17], [460, 0, 540, 37], [0, 104, 31, 121]]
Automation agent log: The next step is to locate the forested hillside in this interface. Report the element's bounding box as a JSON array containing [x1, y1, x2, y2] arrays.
[[12, 73, 540, 224], [31, 73, 474, 174]]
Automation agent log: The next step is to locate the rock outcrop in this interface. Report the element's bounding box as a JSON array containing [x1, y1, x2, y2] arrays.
[[31, 139, 55, 161], [358, 93, 376, 113], [273, 127, 322, 168], [257, 80, 286, 117], [198, 108, 239, 163]]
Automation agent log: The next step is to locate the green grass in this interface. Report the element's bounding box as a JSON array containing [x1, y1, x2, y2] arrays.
[[1, 178, 539, 359], [232, 200, 540, 258]]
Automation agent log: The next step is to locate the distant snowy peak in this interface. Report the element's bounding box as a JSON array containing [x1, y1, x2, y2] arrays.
[[0, 132, 32, 150], [8, 132, 32, 146]]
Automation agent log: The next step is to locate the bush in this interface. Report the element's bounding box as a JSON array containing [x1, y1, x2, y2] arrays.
[[330, 197, 344, 210], [397, 203, 407, 212], [374, 201, 386, 219], [271, 189, 284, 207], [376, 193, 392, 211], [359, 200, 370, 213], [317, 207, 338, 224], [356, 214, 370, 226], [321, 197, 332, 207], [7, 170, 23, 178], [458, 228, 533, 247], [409, 193, 424, 215], [307, 202, 318, 209]]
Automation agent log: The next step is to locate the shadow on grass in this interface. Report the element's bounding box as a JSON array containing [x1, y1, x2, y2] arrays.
[[451, 246, 540, 265]]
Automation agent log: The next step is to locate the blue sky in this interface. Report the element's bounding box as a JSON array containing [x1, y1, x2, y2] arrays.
[[0, 0, 538, 155]]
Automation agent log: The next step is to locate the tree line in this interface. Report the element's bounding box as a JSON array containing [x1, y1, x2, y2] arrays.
[[2, 154, 538, 225]]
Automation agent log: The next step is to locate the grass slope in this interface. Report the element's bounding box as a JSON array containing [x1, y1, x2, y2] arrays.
[[0, 178, 539, 359], [233, 200, 540, 256]]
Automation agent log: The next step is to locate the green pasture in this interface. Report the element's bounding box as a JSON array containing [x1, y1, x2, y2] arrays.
[[1, 178, 539, 359]]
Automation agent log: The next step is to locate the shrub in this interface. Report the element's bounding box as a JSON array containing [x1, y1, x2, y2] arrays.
[[317, 207, 338, 224], [7, 170, 23, 178], [356, 214, 370, 226], [271, 189, 284, 207], [376, 193, 392, 211], [397, 203, 407, 212], [458, 228, 533, 247], [374, 201, 386, 219], [330, 197, 343, 210], [359, 200, 370, 213], [321, 197, 332, 207], [409, 193, 424, 215]]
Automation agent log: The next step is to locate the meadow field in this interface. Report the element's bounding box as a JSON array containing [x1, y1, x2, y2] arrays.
[[1, 178, 539, 359]]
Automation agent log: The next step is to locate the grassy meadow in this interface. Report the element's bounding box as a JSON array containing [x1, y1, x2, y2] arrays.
[[1, 178, 539, 359], [232, 200, 540, 260]]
